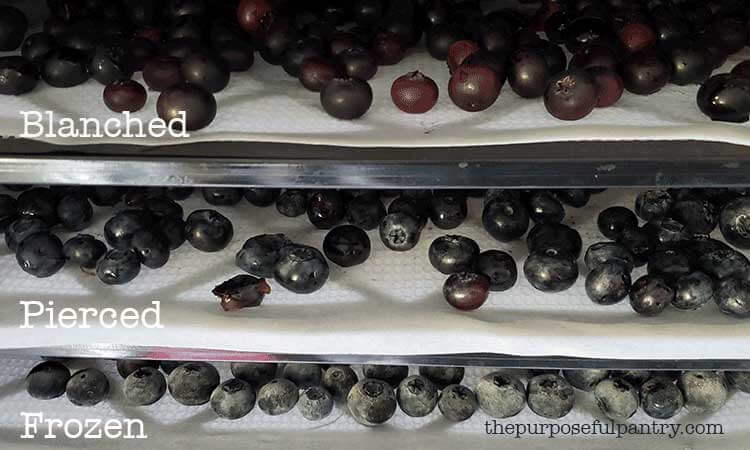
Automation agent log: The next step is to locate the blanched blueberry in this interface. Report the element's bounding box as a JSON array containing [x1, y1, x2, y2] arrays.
[[635, 190, 673, 221], [276, 189, 308, 217], [720, 197, 750, 249], [429, 191, 467, 229], [482, 196, 530, 242], [428, 235, 479, 275], [124, 367, 167, 406], [66, 368, 110, 406], [679, 371, 728, 414], [202, 187, 243, 206], [379, 212, 421, 251], [96, 249, 141, 285], [323, 225, 371, 267], [474, 250, 517, 292], [17, 187, 59, 226], [281, 363, 322, 388], [244, 188, 281, 207], [346, 196, 386, 230], [298, 386, 334, 421], [640, 377, 683, 419], [714, 277, 750, 318], [525, 191, 565, 223], [585, 263, 631, 305], [26, 361, 70, 400], [673, 271, 714, 311], [524, 252, 578, 293], [438, 384, 477, 422], [236, 234, 292, 278], [629, 275, 673, 316], [476, 372, 526, 418], [527, 374, 575, 419], [116, 359, 159, 378], [5, 216, 47, 251], [322, 365, 358, 402], [131, 229, 170, 269], [212, 275, 270, 311], [231, 362, 278, 389], [397, 375, 438, 417], [362, 365, 408, 388], [16, 232, 66, 278], [274, 245, 329, 294], [348, 379, 397, 426], [185, 209, 233, 252], [598, 206, 638, 240], [167, 362, 220, 406], [258, 378, 299, 415], [307, 191, 345, 229], [210, 379, 255, 419], [418, 366, 464, 390], [584, 242, 635, 272], [593, 378, 638, 420], [562, 369, 608, 392], [527, 223, 582, 260], [443, 272, 491, 310], [647, 249, 691, 284], [104, 210, 154, 250]]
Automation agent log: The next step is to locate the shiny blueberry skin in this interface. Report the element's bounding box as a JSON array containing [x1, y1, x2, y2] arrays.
[[168, 362, 221, 406], [635, 190, 673, 221], [597, 206, 638, 240], [104, 209, 154, 250], [673, 271, 714, 311], [144, 196, 183, 220], [644, 218, 692, 251], [443, 272, 491, 310], [323, 225, 371, 267], [244, 188, 281, 207], [696, 249, 750, 281], [276, 189, 308, 217], [647, 249, 691, 284], [379, 212, 422, 251], [201, 187, 243, 206], [715, 277, 750, 318], [346, 196, 386, 231], [720, 197, 750, 249], [388, 196, 428, 230], [63, 234, 107, 269], [26, 361, 70, 400], [474, 250, 517, 292], [185, 209, 233, 252], [307, 191, 346, 229], [211, 378, 256, 419], [66, 368, 109, 407], [96, 249, 141, 285], [640, 377, 684, 419], [527, 222, 583, 261], [397, 375, 438, 417], [124, 367, 167, 406], [428, 235, 480, 275], [482, 196, 530, 243], [236, 234, 292, 278], [429, 191, 467, 229], [348, 379, 397, 426], [629, 275, 673, 316], [525, 191, 565, 223], [17, 187, 59, 227], [274, 244, 329, 294], [16, 232, 65, 278], [585, 263, 631, 305], [131, 229, 170, 269], [524, 252, 579, 293], [671, 196, 718, 235], [5, 216, 48, 251], [584, 242, 635, 272]]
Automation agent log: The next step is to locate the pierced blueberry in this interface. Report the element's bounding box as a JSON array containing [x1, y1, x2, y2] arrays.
[[96, 249, 141, 285], [63, 234, 107, 270], [104, 210, 154, 250], [16, 232, 65, 278], [379, 212, 422, 251], [584, 242, 635, 272], [66, 368, 109, 407], [715, 277, 750, 318], [482, 196, 530, 243], [236, 234, 292, 278], [26, 361, 70, 400], [635, 190, 673, 221], [274, 245, 329, 294], [525, 191, 565, 223], [168, 362, 220, 406]]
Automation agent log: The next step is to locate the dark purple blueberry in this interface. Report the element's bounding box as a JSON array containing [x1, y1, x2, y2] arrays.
[[715, 277, 750, 318], [584, 242, 635, 272], [379, 212, 421, 251], [156, 83, 217, 131], [143, 56, 183, 92], [337, 47, 377, 81], [629, 275, 673, 316], [428, 235, 479, 275], [103, 80, 147, 113], [89, 42, 134, 86], [391, 71, 439, 114], [443, 272, 490, 311], [708, 18, 748, 55], [388, 196, 428, 230], [167, 15, 206, 42], [276, 189, 308, 217], [569, 44, 618, 71], [0, 194, 17, 232], [323, 225, 371, 267], [586, 263, 631, 305], [237, 0, 275, 37], [320, 78, 373, 120], [56, 194, 92, 231], [618, 22, 656, 54], [597, 206, 638, 240], [429, 191, 466, 229], [159, 38, 206, 61], [104, 209, 154, 250], [508, 48, 550, 99], [647, 249, 691, 284], [621, 50, 670, 95], [0, 5, 28, 51], [63, 234, 107, 269], [635, 190, 673, 222], [667, 44, 711, 87], [202, 188, 243, 206], [544, 69, 598, 120], [282, 39, 325, 78], [563, 16, 616, 53], [482, 196, 529, 243], [244, 188, 280, 207], [527, 223, 582, 261], [17, 187, 59, 226], [346, 196, 386, 231], [212, 275, 271, 311], [21, 32, 56, 64], [587, 66, 623, 107], [474, 250, 517, 292], [477, 17, 513, 55], [553, 189, 590, 208], [216, 40, 254, 72], [671, 196, 717, 235], [299, 57, 343, 92], [697, 74, 750, 123], [720, 197, 750, 249], [236, 233, 292, 278], [696, 249, 750, 281], [525, 191, 565, 223], [181, 52, 230, 93], [673, 271, 714, 311], [16, 232, 66, 278], [307, 190, 345, 229], [447, 40, 479, 74], [274, 244, 329, 294], [260, 20, 296, 65], [449, 64, 501, 111], [42, 49, 90, 88], [131, 229, 170, 269], [5, 217, 48, 252], [157, 217, 186, 250], [426, 24, 464, 61], [460, 51, 506, 82], [0, 56, 39, 96], [185, 209, 233, 252], [524, 252, 579, 293]]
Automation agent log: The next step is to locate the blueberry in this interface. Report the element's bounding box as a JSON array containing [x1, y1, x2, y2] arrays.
[[144, 196, 183, 220], [347, 379, 397, 426], [524, 252, 578, 293], [429, 191, 467, 229], [131, 229, 170, 269], [346, 196, 386, 230], [640, 377, 683, 419], [16, 232, 66, 278], [428, 235, 479, 275], [281, 363, 323, 388], [474, 250, 517, 292], [527, 223, 582, 260], [362, 365, 409, 388], [157, 217, 186, 250], [714, 277, 750, 318], [307, 190, 346, 229], [553, 189, 590, 208], [0, 194, 17, 232], [230, 362, 278, 388], [598, 206, 638, 240], [379, 212, 422, 251], [719, 197, 750, 249], [562, 369, 608, 392], [116, 359, 160, 378], [25, 361, 70, 400], [276, 189, 308, 217], [418, 366, 464, 390], [236, 234, 293, 278], [482, 196, 529, 242], [525, 190, 565, 223], [55, 194, 92, 231], [244, 188, 280, 207], [476, 372, 526, 418], [66, 368, 110, 407], [388, 196, 428, 230], [210, 378, 256, 419], [397, 375, 438, 417], [673, 271, 714, 311], [104, 209, 154, 250], [96, 249, 141, 285], [617, 225, 654, 266], [678, 371, 728, 414], [726, 371, 750, 393], [274, 245, 329, 294], [323, 225, 371, 267], [201, 187, 243, 206], [593, 378, 638, 420], [322, 365, 358, 402], [697, 249, 750, 280], [438, 384, 478, 422], [629, 275, 673, 316], [644, 218, 692, 250], [610, 370, 651, 387], [212, 275, 270, 311], [635, 190, 673, 221], [685, 238, 731, 265], [585, 263, 631, 305], [298, 386, 334, 420], [89, 186, 125, 206], [671, 196, 718, 235], [584, 242, 635, 272], [647, 249, 691, 284], [258, 378, 299, 415], [167, 362, 220, 406], [159, 361, 184, 375], [124, 367, 167, 406], [17, 187, 59, 226], [527, 374, 575, 419], [63, 235, 107, 269], [185, 209, 233, 252], [5, 216, 48, 251], [443, 272, 491, 310]]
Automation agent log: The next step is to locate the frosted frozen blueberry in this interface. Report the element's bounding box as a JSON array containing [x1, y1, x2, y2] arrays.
[[362, 365, 409, 388], [726, 371, 750, 393], [584, 242, 635, 272], [438, 384, 478, 422], [611, 370, 651, 387], [258, 378, 299, 415], [116, 359, 160, 378], [25, 361, 70, 400], [673, 271, 714, 311], [322, 365, 358, 401], [678, 371, 728, 414], [714, 277, 750, 318], [562, 369, 609, 392], [66, 368, 110, 407], [629, 275, 673, 316], [123, 367, 167, 406], [640, 377, 684, 419], [230, 362, 278, 388], [298, 386, 334, 421], [585, 263, 631, 305], [527, 374, 575, 419], [418, 366, 465, 389], [281, 363, 323, 388], [476, 372, 526, 418], [210, 378, 256, 419], [397, 375, 438, 417], [347, 379, 397, 426], [593, 378, 639, 421], [167, 362, 220, 406]]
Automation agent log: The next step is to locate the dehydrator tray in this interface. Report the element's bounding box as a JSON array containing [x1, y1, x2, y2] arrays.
[[0, 188, 747, 364]]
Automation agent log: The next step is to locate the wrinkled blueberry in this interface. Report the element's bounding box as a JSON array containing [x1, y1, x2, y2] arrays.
[[640, 377, 683, 419], [212, 275, 270, 311], [476, 372, 526, 418], [231, 362, 278, 389], [584, 242, 635, 272], [274, 245, 329, 294], [185, 209, 233, 252], [211, 378, 255, 419], [527, 374, 575, 419], [617, 225, 653, 266], [585, 263, 631, 305], [635, 190, 673, 222], [598, 206, 638, 240], [322, 365, 358, 402], [438, 384, 477, 422], [428, 235, 479, 275], [323, 225, 371, 267], [124, 367, 167, 406], [715, 277, 750, 318], [697, 249, 750, 281], [629, 275, 673, 316], [593, 378, 638, 421], [562, 369, 608, 392], [66, 368, 110, 407], [673, 271, 714, 311], [644, 218, 692, 250], [524, 252, 578, 293], [679, 371, 728, 414], [26, 361, 70, 400], [379, 212, 421, 251], [96, 249, 141, 285], [348, 379, 397, 426], [671, 196, 717, 235], [167, 362, 220, 406], [16, 232, 66, 278], [258, 378, 299, 415], [298, 386, 334, 421], [397, 375, 438, 417], [418, 366, 464, 390], [236, 234, 292, 278]]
